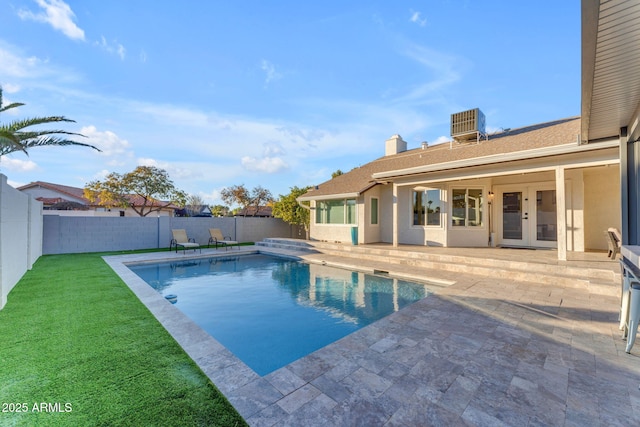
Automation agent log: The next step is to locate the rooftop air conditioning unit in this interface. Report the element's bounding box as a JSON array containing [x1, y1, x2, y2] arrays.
[[450, 108, 486, 143]]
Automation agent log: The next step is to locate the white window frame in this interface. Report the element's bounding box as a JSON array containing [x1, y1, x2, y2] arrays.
[[451, 187, 485, 228], [411, 188, 443, 228]]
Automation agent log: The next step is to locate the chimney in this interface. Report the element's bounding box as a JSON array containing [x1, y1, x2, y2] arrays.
[[385, 134, 407, 156]]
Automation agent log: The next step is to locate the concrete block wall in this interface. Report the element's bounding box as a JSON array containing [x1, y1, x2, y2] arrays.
[[42, 215, 304, 255], [0, 174, 43, 309]]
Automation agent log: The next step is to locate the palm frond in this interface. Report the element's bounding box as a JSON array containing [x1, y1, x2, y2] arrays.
[[0, 85, 98, 157], [0, 136, 100, 156], [0, 130, 27, 154], [5, 116, 76, 132], [0, 102, 25, 113], [16, 129, 86, 141]]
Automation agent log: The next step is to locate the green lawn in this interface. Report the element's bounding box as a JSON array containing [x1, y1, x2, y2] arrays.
[[0, 252, 248, 427]]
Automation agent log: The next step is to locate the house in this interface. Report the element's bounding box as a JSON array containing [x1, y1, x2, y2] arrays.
[[234, 206, 273, 217], [581, 0, 640, 273], [18, 181, 177, 217], [298, 114, 620, 261]]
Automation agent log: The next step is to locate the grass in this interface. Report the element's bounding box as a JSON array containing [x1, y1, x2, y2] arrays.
[[0, 252, 248, 427]]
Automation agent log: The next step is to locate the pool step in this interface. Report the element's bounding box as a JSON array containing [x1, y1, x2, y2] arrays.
[[256, 239, 618, 288], [257, 238, 316, 253]]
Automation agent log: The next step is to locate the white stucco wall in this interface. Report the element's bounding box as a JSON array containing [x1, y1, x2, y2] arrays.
[[0, 174, 43, 310], [309, 200, 355, 243], [565, 169, 584, 252], [583, 165, 621, 251], [379, 185, 394, 243], [396, 185, 448, 246], [446, 179, 491, 247], [307, 161, 617, 252]]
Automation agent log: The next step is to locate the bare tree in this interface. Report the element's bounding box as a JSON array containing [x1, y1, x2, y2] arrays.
[[185, 194, 206, 216]]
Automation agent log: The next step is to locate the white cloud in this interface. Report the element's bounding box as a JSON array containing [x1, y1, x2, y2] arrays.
[[2, 83, 20, 93], [95, 36, 126, 60], [7, 179, 27, 188], [0, 156, 39, 172], [80, 126, 132, 157], [393, 42, 467, 104], [241, 155, 288, 173], [0, 45, 46, 79], [0, 43, 83, 85], [432, 135, 450, 145], [261, 60, 282, 85], [137, 158, 201, 180], [240, 141, 289, 173], [263, 142, 284, 157], [79, 126, 134, 167], [90, 169, 111, 180], [199, 189, 222, 205], [409, 10, 427, 27], [18, 0, 85, 41]]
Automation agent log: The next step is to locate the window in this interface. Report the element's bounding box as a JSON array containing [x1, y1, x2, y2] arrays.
[[413, 191, 425, 226], [452, 188, 483, 227], [315, 199, 357, 224], [371, 198, 379, 225], [412, 189, 441, 226]]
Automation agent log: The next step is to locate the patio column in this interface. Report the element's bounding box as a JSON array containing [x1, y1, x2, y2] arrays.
[[555, 166, 567, 261], [393, 183, 398, 247]]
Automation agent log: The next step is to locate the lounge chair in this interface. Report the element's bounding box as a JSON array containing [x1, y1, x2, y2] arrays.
[[606, 227, 622, 259], [170, 229, 201, 254], [208, 228, 239, 250]]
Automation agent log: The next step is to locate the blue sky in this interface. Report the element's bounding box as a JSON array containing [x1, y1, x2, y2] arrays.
[[0, 0, 580, 206]]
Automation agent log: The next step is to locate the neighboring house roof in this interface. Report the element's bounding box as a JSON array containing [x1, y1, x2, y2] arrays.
[[49, 200, 89, 210], [235, 206, 273, 217], [299, 117, 610, 200], [36, 197, 67, 205], [18, 181, 88, 203], [18, 181, 176, 209]]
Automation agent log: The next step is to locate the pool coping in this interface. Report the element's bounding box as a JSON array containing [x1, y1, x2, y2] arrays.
[[103, 245, 446, 420]]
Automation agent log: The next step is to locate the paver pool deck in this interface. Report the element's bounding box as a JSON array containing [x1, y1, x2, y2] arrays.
[[105, 245, 640, 426]]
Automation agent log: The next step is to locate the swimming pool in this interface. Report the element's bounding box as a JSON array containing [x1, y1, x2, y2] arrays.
[[129, 253, 431, 376]]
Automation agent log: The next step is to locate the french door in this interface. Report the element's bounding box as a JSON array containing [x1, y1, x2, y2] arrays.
[[497, 185, 557, 248]]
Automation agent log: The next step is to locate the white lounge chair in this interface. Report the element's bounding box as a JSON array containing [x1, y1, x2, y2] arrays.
[[208, 228, 239, 250], [170, 229, 201, 254]]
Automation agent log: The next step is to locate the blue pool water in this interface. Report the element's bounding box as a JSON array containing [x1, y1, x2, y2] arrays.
[[129, 254, 431, 375]]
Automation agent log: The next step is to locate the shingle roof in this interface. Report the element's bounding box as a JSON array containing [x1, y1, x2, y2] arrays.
[[300, 117, 583, 199], [234, 206, 273, 217]]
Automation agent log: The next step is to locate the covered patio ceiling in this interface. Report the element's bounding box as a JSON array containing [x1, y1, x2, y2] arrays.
[[581, 0, 640, 142]]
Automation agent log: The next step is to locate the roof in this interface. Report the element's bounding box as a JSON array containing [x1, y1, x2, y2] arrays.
[[581, 0, 640, 142], [299, 117, 610, 200], [234, 206, 273, 217], [18, 180, 176, 208], [18, 181, 88, 202]]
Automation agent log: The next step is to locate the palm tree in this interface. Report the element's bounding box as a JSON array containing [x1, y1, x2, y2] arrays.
[[0, 86, 99, 156]]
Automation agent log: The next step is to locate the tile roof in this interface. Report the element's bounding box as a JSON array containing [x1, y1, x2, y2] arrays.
[[300, 117, 583, 199], [18, 181, 88, 202], [18, 181, 175, 208]]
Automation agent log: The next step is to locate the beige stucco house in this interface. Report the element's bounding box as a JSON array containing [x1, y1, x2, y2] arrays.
[[298, 115, 620, 260], [18, 181, 177, 217]]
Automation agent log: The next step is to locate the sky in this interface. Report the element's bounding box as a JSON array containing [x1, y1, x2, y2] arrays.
[[0, 0, 580, 206]]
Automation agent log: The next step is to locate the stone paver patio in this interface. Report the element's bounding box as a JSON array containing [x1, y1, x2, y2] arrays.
[[105, 245, 640, 426]]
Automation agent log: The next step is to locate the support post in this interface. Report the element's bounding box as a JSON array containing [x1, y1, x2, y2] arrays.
[[555, 166, 567, 261], [392, 183, 398, 247]]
